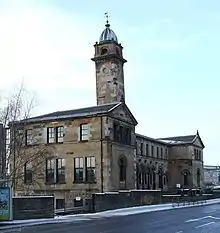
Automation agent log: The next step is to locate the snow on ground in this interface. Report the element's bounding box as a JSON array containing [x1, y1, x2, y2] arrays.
[[1, 198, 220, 229], [57, 198, 220, 219]]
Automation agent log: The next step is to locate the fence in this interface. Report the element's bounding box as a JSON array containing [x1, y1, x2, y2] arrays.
[[171, 195, 207, 207], [171, 189, 208, 207], [55, 206, 89, 215]]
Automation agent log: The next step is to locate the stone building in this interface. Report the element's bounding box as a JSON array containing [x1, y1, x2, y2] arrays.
[[136, 131, 205, 192], [203, 165, 220, 186], [10, 19, 205, 208]]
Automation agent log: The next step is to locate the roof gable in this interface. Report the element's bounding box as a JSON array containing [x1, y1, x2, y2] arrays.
[[110, 102, 138, 125], [192, 134, 205, 149], [158, 135, 196, 144], [158, 131, 205, 148]]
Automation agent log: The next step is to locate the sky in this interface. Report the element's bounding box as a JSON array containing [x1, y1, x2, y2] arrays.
[[0, 0, 219, 165]]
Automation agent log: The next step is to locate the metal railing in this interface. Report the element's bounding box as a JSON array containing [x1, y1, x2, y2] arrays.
[[55, 206, 89, 215], [172, 194, 207, 207]]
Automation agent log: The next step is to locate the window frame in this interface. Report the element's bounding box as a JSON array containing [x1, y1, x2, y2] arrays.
[[156, 147, 159, 158], [25, 129, 33, 146], [140, 142, 143, 156], [146, 144, 149, 156], [160, 148, 163, 159], [47, 126, 64, 144], [46, 159, 55, 183], [80, 124, 89, 141], [56, 126, 64, 143], [24, 161, 33, 184], [183, 171, 189, 186], [47, 127, 55, 143], [165, 149, 168, 159], [151, 145, 154, 157], [119, 157, 127, 182], [85, 156, 96, 183], [56, 158, 65, 183], [74, 157, 84, 183]]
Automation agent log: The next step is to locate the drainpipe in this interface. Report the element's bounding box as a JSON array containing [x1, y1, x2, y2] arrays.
[[13, 127, 16, 194], [100, 117, 104, 193]]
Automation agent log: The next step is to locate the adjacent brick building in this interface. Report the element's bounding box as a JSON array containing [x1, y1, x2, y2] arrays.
[[9, 19, 205, 208]]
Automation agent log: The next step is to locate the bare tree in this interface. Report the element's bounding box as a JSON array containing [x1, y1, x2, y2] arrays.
[[0, 83, 51, 194]]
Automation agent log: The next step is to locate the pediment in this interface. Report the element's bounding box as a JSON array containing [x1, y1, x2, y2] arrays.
[[192, 135, 205, 149], [110, 103, 138, 126]]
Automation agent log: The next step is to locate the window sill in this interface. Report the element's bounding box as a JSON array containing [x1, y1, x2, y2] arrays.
[[56, 181, 66, 184], [79, 140, 89, 143], [73, 181, 85, 184], [45, 181, 66, 185], [73, 181, 96, 184], [46, 142, 64, 145], [24, 144, 40, 147], [45, 182, 56, 185], [85, 181, 96, 184]]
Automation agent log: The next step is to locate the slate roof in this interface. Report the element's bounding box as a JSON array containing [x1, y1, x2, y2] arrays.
[[14, 101, 138, 125], [157, 132, 205, 148], [158, 135, 196, 143], [136, 133, 203, 147], [99, 22, 118, 43], [18, 102, 121, 124], [136, 133, 168, 146]]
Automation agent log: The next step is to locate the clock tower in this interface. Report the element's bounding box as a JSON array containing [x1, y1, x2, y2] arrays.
[[91, 17, 127, 105]]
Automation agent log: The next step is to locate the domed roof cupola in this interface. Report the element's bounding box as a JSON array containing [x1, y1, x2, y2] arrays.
[[99, 13, 118, 43]]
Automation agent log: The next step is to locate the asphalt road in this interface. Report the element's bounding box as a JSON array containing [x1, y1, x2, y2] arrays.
[[3, 204, 220, 233]]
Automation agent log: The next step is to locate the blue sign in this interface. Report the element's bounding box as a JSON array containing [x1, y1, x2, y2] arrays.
[[0, 187, 11, 221]]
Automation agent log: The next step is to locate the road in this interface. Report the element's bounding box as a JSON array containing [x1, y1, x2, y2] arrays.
[[3, 203, 220, 233]]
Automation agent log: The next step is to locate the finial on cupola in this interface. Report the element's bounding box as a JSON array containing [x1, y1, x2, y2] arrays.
[[104, 12, 110, 27]]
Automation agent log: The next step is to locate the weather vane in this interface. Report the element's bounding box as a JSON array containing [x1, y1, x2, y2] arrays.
[[104, 12, 110, 24]]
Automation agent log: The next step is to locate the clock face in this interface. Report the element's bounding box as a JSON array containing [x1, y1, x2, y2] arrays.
[[102, 67, 108, 74], [101, 62, 120, 76]]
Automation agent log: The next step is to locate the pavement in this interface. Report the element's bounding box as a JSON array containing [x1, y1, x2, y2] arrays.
[[2, 201, 220, 232]]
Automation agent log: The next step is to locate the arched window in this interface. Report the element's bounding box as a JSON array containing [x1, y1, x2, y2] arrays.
[[101, 48, 108, 55], [116, 48, 120, 56], [119, 156, 127, 182], [148, 172, 152, 189], [158, 168, 163, 189], [141, 165, 145, 189], [152, 167, 156, 190], [164, 176, 166, 186], [197, 169, 201, 187], [165, 171, 169, 185], [136, 165, 140, 189], [182, 170, 189, 186]]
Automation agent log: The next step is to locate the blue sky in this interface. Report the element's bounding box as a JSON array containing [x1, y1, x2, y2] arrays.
[[0, 0, 219, 165]]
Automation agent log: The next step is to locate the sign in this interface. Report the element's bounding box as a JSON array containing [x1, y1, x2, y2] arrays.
[[0, 187, 11, 221], [176, 184, 181, 188]]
